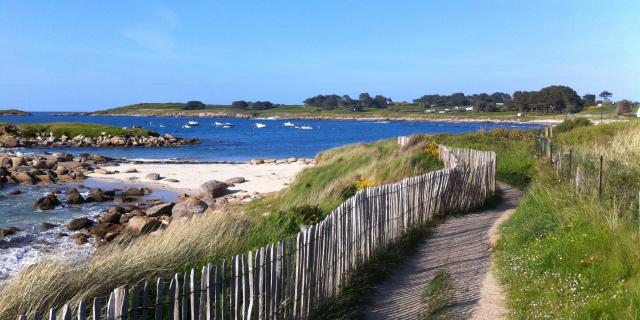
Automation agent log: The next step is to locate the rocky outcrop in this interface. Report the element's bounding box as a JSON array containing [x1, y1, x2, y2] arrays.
[[67, 217, 94, 231], [145, 173, 161, 180], [225, 177, 246, 184], [67, 188, 85, 204], [172, 197, 208, 219], [199, 180, 229, 198], [146, 203, 174, 217], [33, 194, 61, 210], [125, 216, 162, 235], [249, 158, 314, 165]]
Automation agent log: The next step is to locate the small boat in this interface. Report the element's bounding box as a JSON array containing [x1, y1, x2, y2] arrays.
[[283, 122, 295, 127], [182, 124, 192, 129], [187, 121, 200, 126], [159, 124, 167, 128], [255, 123, 267, 128], [299, 125, 313, 130], [373, 121, 390, 124], [222, 125, 234, 129], [214, 122, 224, 126]]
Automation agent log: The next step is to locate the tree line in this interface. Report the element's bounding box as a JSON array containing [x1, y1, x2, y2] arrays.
[[303, 93, 391, 111]]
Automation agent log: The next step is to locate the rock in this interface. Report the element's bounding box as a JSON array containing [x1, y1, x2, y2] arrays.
[[72, 233, 89, 245], [57, 161, 81, 169], [11, 156, 25, 167], [250, 159, 264, 165], [110, 136, 127, 145], [99, 212, 122, 224], [0, 135, 19, 147], [164, 178, 179, 182], [88, 188, 113, 202], [123, 188, 145, 197], [42, 222, 57, 231], [33, 194, 61, 210], [172, 197, 208, 219], [14, 172, 36, 184], [287, 157, 297, 163], [275, 159, 287, 164], [125, 216, 162, 235], [67, 217, 94, 231], [94, 168, 111, 174], [36, 175, 54, 184], [146, 203, 175, 217], [0, 227, 19, 237], [8, 188, 21, 195], [67, 188, 85, 204], [199, 180, 229, 198], [225, 177, 246, 184], [55, 232, 69, 238], [145, 173, 161, 180], [124, 168, 138, 173], [89, 222, 124, 239]]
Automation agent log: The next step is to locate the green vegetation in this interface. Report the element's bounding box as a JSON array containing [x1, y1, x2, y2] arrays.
[[553, 117, 592, 134], [245, 138, 443, 215], [0, 109, 31, 116], [422, 271, 455, 320], [12, 122, 154, 138], [495, 119, 640, 319]]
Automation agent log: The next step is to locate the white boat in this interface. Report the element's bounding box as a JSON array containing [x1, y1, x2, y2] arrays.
[[255, 123, 267, 128], [222, 125, 233, 129], [159, 124, 167, 128], [299, 125, 313, 130], [182, 124, 192, 129], [214, 122, 224, 126], [283, 122, 295, 127], [187, 121, 200, 126]]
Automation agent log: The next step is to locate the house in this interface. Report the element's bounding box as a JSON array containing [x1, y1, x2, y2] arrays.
[[465, 107, 474, 111]]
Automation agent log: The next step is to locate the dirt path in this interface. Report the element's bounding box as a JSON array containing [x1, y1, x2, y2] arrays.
[[363, 183, 522, 320]]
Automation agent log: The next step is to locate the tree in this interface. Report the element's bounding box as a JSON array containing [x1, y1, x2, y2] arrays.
[[373, 95, 390, 108], [231, 100, 249, 109], [183, 101, 206, 110], [582, 94, 596, 107], [359, 93, 373, 108], [614, 100, 633, 115], [599, 91, 613, 104]]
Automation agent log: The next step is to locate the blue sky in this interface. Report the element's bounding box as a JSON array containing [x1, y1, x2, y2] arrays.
[[1, 1, 639, 111]]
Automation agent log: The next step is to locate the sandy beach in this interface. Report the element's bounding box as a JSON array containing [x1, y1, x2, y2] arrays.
[[87, 161, 312, 195]]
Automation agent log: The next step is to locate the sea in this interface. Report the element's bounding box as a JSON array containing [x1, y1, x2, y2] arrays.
[[0, 112, 541, 281]]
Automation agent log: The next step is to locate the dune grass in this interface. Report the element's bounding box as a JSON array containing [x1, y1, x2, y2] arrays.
[[495, 120, 640, 318], [11, 122, 154, 138], [421, 271, 455, 320], [0, 137, 441, 320]]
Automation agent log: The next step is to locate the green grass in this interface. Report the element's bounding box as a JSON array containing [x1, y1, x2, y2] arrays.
[[243, 138, 443, 216], [496, 166, 640, 319], [422, 271, 455, 320], [12, 122, 154, 138], [435, 129, 539, 189]]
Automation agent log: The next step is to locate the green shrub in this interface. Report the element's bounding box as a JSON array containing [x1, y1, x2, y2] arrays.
[[554, 117, 592, 134]]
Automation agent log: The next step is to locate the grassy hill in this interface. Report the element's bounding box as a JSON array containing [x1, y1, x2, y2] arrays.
[[11, 122, 153, 138], [0, 109, 31, 116]]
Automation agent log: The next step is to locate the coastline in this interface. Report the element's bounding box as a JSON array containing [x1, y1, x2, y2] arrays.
[[90, 112, 562, 126]]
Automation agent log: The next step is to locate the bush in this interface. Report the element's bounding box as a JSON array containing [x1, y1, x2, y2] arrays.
[[554, 117, 592, 134], [182, 101, 206, 110]]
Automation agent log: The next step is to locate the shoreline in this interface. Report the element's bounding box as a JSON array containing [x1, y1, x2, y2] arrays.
[[90, 112, 562, 126]]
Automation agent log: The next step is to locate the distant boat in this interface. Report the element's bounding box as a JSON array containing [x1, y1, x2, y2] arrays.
[[255, 123, 267, 128], [188, 121, 199, 126], [299, 125, 313, 130], [159, 124, 167, 128], [222, 125, 234, 129], [214, 122, 224, 126], [373, 121, 390, 124], [182, 124, 192, 129], [284, 122, 295, 127]]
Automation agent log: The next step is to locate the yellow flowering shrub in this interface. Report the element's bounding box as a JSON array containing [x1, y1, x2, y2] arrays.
[[425, 141, 440, 158], [355, 176, 377, 190]]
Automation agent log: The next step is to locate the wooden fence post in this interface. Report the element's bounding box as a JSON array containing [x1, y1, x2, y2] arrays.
[[598, 155, 604, 199]]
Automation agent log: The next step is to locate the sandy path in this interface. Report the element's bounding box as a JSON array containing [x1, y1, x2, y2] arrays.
[[363, 183, 521, 320], [87, 162, 311, 195]]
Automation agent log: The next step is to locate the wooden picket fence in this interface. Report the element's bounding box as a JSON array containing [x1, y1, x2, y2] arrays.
[[16, 144, 496, 320]]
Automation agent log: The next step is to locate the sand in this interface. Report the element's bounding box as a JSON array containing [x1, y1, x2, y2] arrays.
[[87, 162, 311, 195]]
